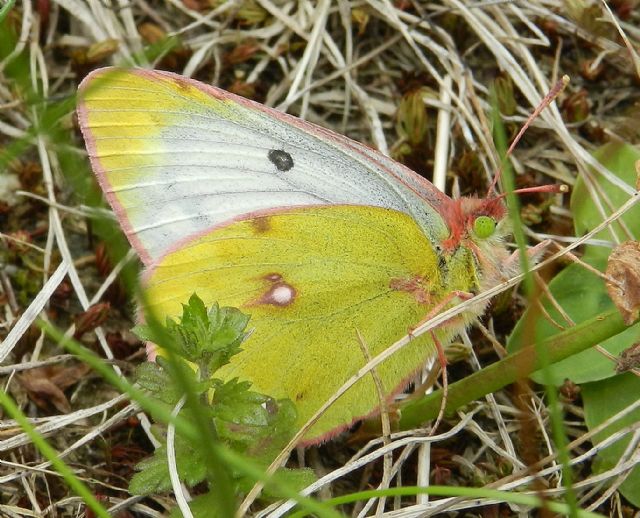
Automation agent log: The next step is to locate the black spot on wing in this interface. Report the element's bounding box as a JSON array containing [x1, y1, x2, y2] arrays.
[[268, 149, 294, 172]]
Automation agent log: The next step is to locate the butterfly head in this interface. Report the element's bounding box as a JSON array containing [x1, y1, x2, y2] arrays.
[[431, 196, 514, 293], [440, 196, 509, 252]]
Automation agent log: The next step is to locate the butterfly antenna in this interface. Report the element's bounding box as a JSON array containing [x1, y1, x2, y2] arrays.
[[487, 75, 571, 197], [493, 183, 570, 202]]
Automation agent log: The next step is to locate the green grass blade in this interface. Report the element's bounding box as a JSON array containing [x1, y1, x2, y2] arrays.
[[0, 0, 15, 24], [0, 390, 110, 518], [491, 95, 578, 516], [400, 309, 628, 425]]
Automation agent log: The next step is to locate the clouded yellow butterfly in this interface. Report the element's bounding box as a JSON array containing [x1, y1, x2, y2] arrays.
[[78, 68, 515, 444]]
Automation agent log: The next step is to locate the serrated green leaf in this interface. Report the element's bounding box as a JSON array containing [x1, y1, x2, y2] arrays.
[[246, 398, 298, 461], [150, 293, 250, 372], [132, 323, 155, 343], [212, 379, 279, 446], [212, 378, 269, 426], [129, 447, 173, 495], [209, 378, 298, 461], [129, 437, 208, 495], [173, 438, 209, 487], [135, 362, 183, 405], [129, 295, 300, 503], [583, 373, 640, 507]]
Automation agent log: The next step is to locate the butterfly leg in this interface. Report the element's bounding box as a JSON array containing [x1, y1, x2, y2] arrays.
[[407, 289, 473, 434], [429, 331, 448, 437]]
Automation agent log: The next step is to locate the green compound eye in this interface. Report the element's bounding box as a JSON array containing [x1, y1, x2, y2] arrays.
[[473, 215, 496, 238]]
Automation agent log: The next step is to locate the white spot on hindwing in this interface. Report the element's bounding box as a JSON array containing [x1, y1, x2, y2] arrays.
[[247, 272, 297, 308], [269, 284, 295, 305]]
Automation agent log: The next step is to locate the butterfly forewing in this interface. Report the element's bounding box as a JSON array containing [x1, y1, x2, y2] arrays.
[[78, 68, 448, 264]]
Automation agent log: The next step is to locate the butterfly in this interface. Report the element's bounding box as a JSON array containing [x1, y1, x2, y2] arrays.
[[78, 67, 517, 444]]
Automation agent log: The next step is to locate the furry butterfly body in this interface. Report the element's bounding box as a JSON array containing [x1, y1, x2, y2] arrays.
[[78, 68, 512, 443]]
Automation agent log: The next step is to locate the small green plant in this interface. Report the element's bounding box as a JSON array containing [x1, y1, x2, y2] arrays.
[[131, 294, 315, 516]]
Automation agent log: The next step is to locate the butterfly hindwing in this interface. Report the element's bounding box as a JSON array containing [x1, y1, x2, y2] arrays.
[[145, 205, 474, 442]]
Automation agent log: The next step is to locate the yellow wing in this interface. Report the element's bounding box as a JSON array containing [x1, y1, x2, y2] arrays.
[[145, 205, 479, 443]]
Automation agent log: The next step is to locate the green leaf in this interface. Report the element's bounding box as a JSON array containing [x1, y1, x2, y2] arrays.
[[128, 446, 173, 496], [130, 295, 304, 503], [138, 293, 250, 373], [250, 398, 298, 458], [507, 256, 640, 385], [583, 373, 640, 507], [135, 361, 183, 405], [507, 142, 640, 384], [129, 437, 208, 495], [212, 379, 299, 459], [571, 142, 640, 260], [169, 492, 233, 518], [212, 378, 269, 428], [132, 324, 155, 343]]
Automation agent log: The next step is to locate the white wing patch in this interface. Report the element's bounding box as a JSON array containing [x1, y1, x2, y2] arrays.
[[78, 68, 449, 263]]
